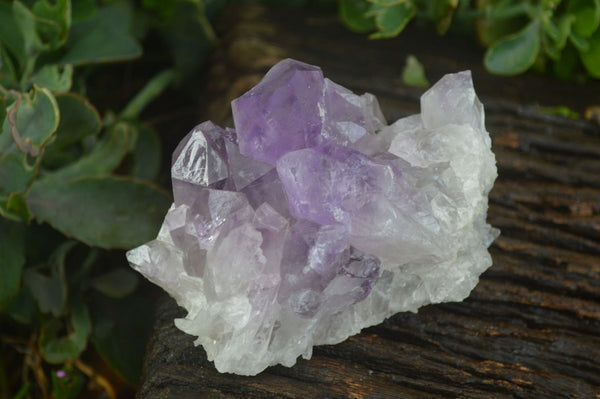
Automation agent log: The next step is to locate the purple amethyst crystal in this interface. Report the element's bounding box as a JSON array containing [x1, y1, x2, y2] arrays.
[[231, 59, 325, 165], [231, 59, 387, 165], [276, 144, 395, 226], [127, 59, 498, 375]]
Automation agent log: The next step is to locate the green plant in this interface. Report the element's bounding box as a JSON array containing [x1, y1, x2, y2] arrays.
[[0, 0, 222, 397], [402, 54, 430, 86], [338, 0, 600, 79]]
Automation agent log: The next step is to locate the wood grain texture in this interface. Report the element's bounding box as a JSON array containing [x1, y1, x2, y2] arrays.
[[138, 5, 600, 398]]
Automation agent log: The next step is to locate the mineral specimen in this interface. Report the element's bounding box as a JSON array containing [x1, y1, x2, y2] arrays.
[[126, 59, 499, 376]]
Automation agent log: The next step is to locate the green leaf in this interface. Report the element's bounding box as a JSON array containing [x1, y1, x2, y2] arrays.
[[542, 15, 560, 41], [422, 0, 458, 35], [23, 241, 76, 316], [485, 1, 532, 19], [69, 248, 99, 285], [49, 93, 101, 149], [40, 320, 82, 363], [4, 287, 37, 324], [557, 14, 575, 49], [23, 267, 64, 316], [60, 2, 142, 65], [132, 123, 161, 180], [142, 0, 177, 20], [26, 176, 171, 249], [42, 92, 101, 168], [0, 45, 17, 88], [569, 30, 590, 51], [71, 0, 97, 23], [4, 192, 33, 222], [553, 42, 579, 79], [339, 0, 377, 33], [12, 1, 49, 55], [484, 21, 541, 75], [568, 0, 600, 37], [46, 122, 132, 180], [0, 3, 20, 49], [543, 32, 561, 60], [0, 96, 5, 125], [91, 268, 139, 299], [0, 90, 39, 197], [0, 86, 59, 156], [0, 3, 27, 70], [158, 1, 215, 80], [580, 29, 600, 77], [31, 0, 71, 50], [0, 218, 25, 310], [31, 64, 73, 93], [90, 293, 153, 385], [476, 11, 530, 47], [369, 2, 416, 39], [0, 151, 35, 197], [402, 54, 430, 87], [39, 298, 91, 364]]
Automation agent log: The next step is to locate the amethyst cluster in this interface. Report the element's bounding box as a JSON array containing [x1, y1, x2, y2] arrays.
[[127, 59, 498, 375]]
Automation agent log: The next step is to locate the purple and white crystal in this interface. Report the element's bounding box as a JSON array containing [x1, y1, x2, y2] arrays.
[[127, 59, 498, 375]]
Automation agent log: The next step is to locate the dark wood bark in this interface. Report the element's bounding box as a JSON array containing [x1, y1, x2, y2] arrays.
[[138, 4, 600, 398]]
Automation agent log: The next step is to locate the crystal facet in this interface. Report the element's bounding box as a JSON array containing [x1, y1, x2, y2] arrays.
[[127, 59, 498, 376]]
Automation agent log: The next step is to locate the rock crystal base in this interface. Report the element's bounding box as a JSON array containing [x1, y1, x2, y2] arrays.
[[127, 59, 498, 376]]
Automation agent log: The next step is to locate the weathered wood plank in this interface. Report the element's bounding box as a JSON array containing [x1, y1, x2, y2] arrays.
[[138, 4, 600, 398]]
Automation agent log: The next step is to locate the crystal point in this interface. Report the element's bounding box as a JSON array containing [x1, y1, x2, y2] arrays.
[[232, 59, 324, 165], [127, 59, 498, 376], [171, 121, 229, 189]]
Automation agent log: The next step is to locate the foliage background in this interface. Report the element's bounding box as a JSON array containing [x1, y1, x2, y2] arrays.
[[340, 0, 600, 80], [0, 1, 226, 397]]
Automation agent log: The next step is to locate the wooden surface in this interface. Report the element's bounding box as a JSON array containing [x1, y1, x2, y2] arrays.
[[138, 5, 600, 398]]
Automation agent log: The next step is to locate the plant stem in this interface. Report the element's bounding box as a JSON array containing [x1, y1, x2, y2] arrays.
[[74, 358, 116, 399], [119, 69, 175, 120], [197, 0, 217, 45]]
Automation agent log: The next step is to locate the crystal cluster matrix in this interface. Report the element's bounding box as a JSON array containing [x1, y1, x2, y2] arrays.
[[127, 59, 498, 376]]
